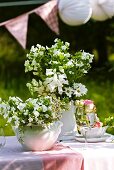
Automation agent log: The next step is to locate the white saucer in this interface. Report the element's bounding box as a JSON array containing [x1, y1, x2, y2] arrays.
[[58, 132, 76, 141], [75, 133, 111, 143]]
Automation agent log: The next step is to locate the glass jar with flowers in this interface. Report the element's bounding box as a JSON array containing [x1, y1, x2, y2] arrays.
[[24, 38, 94, 138], [75, 99, 108, 139]]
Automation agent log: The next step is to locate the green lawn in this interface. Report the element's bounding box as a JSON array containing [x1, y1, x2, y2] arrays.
[[84, 68, 114, 120], [0, 77, 30, 136], [83, 68, 114, 134]]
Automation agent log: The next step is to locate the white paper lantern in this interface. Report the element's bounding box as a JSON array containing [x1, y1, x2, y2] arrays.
[[90, 0, 114, 21], [100, 0, 114, 18], [58, 0, 92, 26]]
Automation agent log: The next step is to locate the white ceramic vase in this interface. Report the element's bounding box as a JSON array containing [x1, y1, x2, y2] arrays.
[[58, 102, 77, 140], [14, 121, 63, 151]]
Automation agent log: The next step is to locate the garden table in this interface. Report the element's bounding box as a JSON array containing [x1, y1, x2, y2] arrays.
[[1, 136, 114, 170], [0, 136, 84, 170]]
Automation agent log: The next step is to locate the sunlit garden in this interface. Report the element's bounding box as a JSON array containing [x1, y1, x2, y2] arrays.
[[1, 1, 114, 170], [0, 0, 114, 136]]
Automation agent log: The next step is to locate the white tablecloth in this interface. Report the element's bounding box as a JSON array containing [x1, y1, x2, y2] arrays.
[[62, 140, 114, 170], [1, 136, 114, 170], [0, 136, 84, 170]]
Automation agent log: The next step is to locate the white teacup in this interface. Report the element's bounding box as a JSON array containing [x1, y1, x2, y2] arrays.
[[80, 126, 108, 138]]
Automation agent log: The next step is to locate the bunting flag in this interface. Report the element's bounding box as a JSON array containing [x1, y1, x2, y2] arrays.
[[0, 0, 59, 48], [5, 15, 28, 48], [34, 0, 59, 35]]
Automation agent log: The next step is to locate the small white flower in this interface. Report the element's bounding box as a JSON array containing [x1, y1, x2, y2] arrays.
[[24, 111, 28, 115], [12, 115, 19, 120], [81, 51, 94, 63], [34, 52, 38, 57], [42, 105, 48, 112], [0, 103, 7, 110], [24, 60, 29, 67], [53, 49, 61, 56], [4, 112, 8, 119], [26, 54, 29, 57], [58, 86, 63, 95], [7, 117, 12, 123], [45, 114, 49, 118], [28, 117, 33, 122], [82, 69, 88, 73], [46, 46, 49, 50], [46, 69, 54, 76], [67, 60, 73, 66], [14, 124, 19, 128], [65, 42, 70, 47], [32, 59, 37, 66], [52, 44, 58, 48], [64, 53, 70, 58], [31, 46, 37, 53], [35, 117, 38, 121], [39, 51, 44, 55], [59, 66, 64, 73], [58, 74, 68, 85], [73, 83, 87, 97], [36, 44, 41, 48], [17, 103, 25, 111], [64, 87, 73, 97], [52, 61, 58, 64], [34, 104, 39, 110], [45, 73, 68, 93], [75, 62, 84, 67], [54, 38, 58, 42], [61, 45, 67, 50], [89, 54, 94, 63], [69, 71, 73, 74], [33, 111, 39, 117]]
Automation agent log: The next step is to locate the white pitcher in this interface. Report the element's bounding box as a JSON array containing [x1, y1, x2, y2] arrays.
[[58, 102, 77, 140]]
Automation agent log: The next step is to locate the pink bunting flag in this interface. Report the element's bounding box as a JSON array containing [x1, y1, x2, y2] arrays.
[[35, 0, 59, 35], [5, 14, 28, 48]]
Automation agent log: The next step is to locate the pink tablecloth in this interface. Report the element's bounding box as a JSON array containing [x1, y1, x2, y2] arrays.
[[0, 137, 84, 170]]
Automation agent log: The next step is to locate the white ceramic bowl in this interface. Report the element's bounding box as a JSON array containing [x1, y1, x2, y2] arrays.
[[80, 126, 108, 138], [14, 121, 63, 151]]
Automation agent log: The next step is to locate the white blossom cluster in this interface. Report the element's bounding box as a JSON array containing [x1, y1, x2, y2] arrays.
[[25, 38, 93, 101], [0, 39, 94, 128], [0, 96, 62, 128]]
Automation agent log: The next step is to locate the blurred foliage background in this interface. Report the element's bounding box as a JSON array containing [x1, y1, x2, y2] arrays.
[[0, 0, 114, 135]]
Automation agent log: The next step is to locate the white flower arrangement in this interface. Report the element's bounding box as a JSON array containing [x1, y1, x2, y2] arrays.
[[0, 39, 94, 129], [25, 38, 94, 102], [0, 96, 63, 128]]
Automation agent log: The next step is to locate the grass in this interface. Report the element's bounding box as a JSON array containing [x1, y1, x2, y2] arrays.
[[85, 76, 114, 119], [83, 67, 114, 134], [0, 67, 114, 135], [0, 77, 30, 136]]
